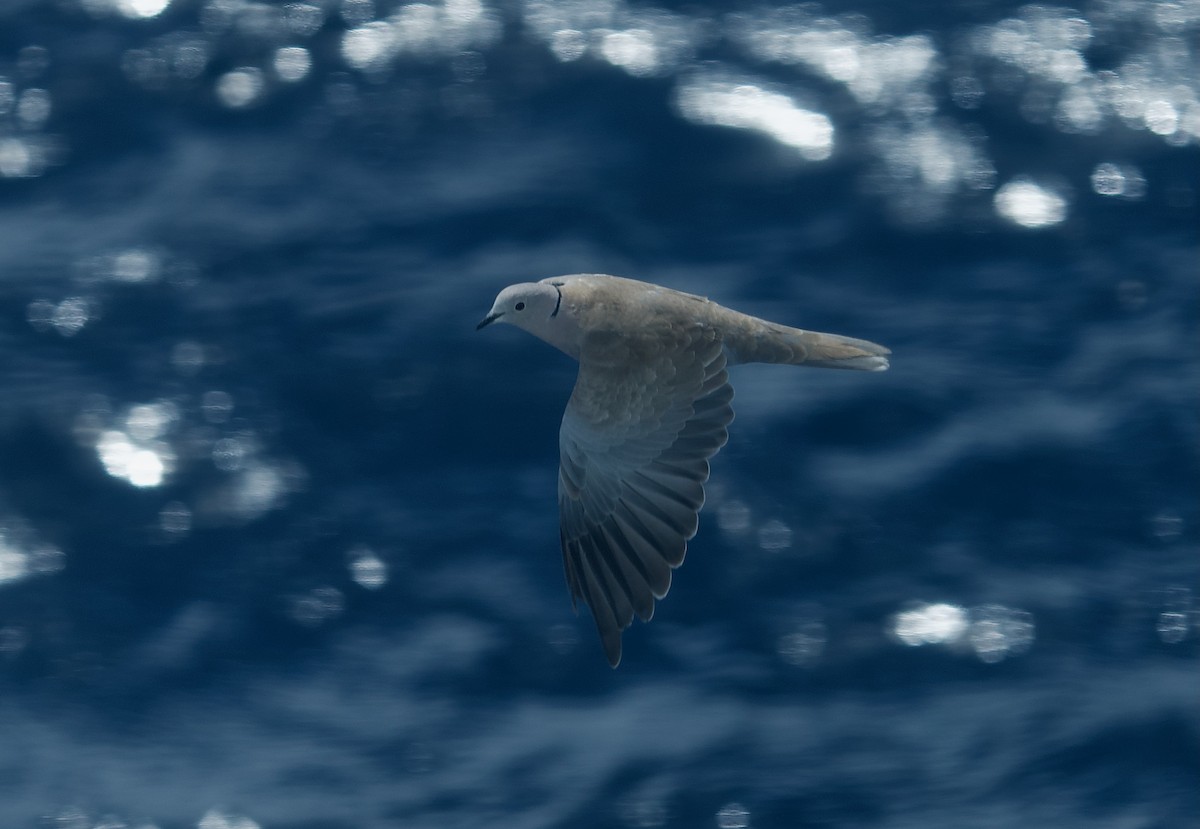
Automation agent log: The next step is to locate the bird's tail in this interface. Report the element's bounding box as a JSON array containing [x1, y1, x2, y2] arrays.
[[788, 328, 891, 371], [722, 312, 890, 371]]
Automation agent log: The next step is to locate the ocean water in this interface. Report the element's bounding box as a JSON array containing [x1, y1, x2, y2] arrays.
[[1, 1, 1198, 827]]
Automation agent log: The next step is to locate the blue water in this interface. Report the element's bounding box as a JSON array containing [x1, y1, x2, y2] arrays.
[[2, 1, 1198, 827]]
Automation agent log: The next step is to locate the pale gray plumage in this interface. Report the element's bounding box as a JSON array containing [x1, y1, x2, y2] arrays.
[[477, 274, 889, 666]]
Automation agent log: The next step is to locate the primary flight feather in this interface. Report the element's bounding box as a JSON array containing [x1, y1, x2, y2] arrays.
[[477, 274, 889, 666]]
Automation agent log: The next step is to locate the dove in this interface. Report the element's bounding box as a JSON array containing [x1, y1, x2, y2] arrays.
[[477, 274, 889, 666]]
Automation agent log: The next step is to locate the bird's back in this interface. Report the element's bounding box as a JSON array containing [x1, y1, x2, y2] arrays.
[[554, 275, 890, 372]]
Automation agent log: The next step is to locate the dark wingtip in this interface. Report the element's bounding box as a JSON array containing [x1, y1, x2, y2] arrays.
[[603, 633, 623, 668]]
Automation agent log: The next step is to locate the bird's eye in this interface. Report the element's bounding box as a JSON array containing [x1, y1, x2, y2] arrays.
[[514, 302, 526, 311]]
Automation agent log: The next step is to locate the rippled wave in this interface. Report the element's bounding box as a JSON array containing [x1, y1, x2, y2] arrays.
[[1, 1, 1196, 827]]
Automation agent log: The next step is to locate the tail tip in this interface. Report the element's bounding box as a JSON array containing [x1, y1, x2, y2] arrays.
[[840, 354, 890, 371]]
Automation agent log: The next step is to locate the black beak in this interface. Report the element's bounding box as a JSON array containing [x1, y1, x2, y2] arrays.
[[476, 312, 501, 330]]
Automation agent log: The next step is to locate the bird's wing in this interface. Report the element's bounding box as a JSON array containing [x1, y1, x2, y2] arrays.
[[558, 323, 734, 666]]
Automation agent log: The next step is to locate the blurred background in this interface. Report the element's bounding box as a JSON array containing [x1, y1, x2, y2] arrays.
[[1, 0, 1197, 827]]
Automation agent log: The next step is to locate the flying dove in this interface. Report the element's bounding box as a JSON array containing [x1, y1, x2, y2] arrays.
[[477, 274, 889, 666]]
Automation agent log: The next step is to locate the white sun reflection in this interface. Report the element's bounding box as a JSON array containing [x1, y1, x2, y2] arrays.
[[716, 498, 752, 534], [84, 401, 179, 489], [891, 601, 1036, 662], [1090, 162, 1146, 199], [1143, 99, 1179, 136], [675, 77, 834, 160], [26, 297, 96, 336], [126, 402, 177, 441], [198, 809, 261, 829], [971, 4, 1200, 146], [97, 430, 170, 488], [1056, 83, 1104, 133], [549, 28, 587, 61], [190, 456, 297, 524], [343, 21, 392, 70], [348, 545, 389, 589], [283, 3, 325, 36], [111, 248, 160, 282], [212, 437, 249, 472], [994, 178, 1068, 227], [341, 0, 501, 71], [600, 29, 661, 77], [216, 67, 265, 108], [869, 121, 996, 217], [228, 463, 289, 518], [116, 0, 171, 18], [273, 46, 312, 82], [716, 802, 750, 829], [524, 0, 702, 74], [0, 536, 30, 586], [73, 393, 299, 520], [893, 602, 969, 646], [0, 137, 39, 177], [16, 88, 52, 128], [729, 10, 938, 109]]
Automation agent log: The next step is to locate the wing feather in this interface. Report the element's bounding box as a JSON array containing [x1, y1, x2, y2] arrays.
[[575, 548, 624, 665], [608, 509, 673, 597], [597, 521, 657, 619], [558, 324, 734, 665]]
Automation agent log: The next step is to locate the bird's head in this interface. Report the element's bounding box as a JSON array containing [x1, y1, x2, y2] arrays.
[[476, 282, 561, 331], [477, 280, 580, 357]]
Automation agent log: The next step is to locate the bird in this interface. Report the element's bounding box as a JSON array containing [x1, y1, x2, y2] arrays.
[[477, 274, 889, 666]]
